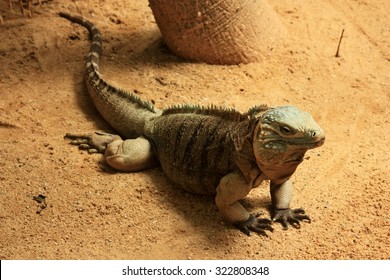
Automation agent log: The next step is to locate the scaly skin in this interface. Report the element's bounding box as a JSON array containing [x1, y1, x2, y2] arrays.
[[60, 13, 325, 236]]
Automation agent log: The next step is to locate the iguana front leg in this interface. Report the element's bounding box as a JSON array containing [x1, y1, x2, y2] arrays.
[[270, 179, 311, 229], [215, 172, 273, 236], [65, 131, 158, 171]]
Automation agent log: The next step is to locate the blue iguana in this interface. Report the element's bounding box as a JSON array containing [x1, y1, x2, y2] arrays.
[[60, 12, 325, 236]]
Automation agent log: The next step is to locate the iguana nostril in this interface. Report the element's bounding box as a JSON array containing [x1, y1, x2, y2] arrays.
[[311, 129, 325, 140]]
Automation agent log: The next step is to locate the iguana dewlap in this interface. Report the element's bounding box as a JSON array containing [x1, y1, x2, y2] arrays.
[[60, 12, 325, 236]]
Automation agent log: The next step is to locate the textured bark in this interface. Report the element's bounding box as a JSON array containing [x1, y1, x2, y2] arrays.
[[148, 0, 287, 64]]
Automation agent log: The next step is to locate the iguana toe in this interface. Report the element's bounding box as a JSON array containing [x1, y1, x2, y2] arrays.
[[272, 208, 311, 230], [235, 213, 274, 237]]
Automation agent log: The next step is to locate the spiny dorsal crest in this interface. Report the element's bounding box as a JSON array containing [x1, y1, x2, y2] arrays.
[[162, 104, 249, 122], [247, 105, 269, 118], [113, 87, 157, 113]]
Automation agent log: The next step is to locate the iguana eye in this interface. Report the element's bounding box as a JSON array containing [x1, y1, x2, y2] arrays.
[[280, 125, 295, 135]]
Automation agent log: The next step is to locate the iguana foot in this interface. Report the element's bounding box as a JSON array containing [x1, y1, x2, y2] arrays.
[[272, 208, 311, 230], [235, 212, 274, 237], [65, 131, 121, 153]]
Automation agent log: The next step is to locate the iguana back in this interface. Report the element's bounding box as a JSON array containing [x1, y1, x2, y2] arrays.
[[145, 106, 257, 194]]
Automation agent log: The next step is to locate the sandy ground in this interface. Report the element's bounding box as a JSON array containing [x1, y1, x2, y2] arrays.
[[0, 0, 389, 260]]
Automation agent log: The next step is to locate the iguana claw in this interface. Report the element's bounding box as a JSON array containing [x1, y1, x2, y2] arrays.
[[235, 213, 274, 237], [272, 208, 311, 230], [65, 131, 121, 153]]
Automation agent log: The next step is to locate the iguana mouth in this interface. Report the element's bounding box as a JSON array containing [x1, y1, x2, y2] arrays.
[[310, 138, 325, 148], [284, 139, 324, 164], [315, 138, 325, 147], [289, 138, 325, 148]]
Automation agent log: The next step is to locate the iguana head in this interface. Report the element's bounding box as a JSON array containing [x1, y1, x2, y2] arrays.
[[252, 106, 325, 176]]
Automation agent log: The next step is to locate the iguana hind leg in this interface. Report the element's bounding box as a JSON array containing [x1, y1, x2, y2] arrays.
[[105, 137, 157, 171], [65, 131, 158, 171]]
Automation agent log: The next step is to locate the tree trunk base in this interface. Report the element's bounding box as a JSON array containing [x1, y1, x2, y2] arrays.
[[149, 0, 288, 65]]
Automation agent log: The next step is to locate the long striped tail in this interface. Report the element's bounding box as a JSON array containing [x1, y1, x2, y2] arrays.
[[59, 12, 159, 138], [59, 12, 103, 73]]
